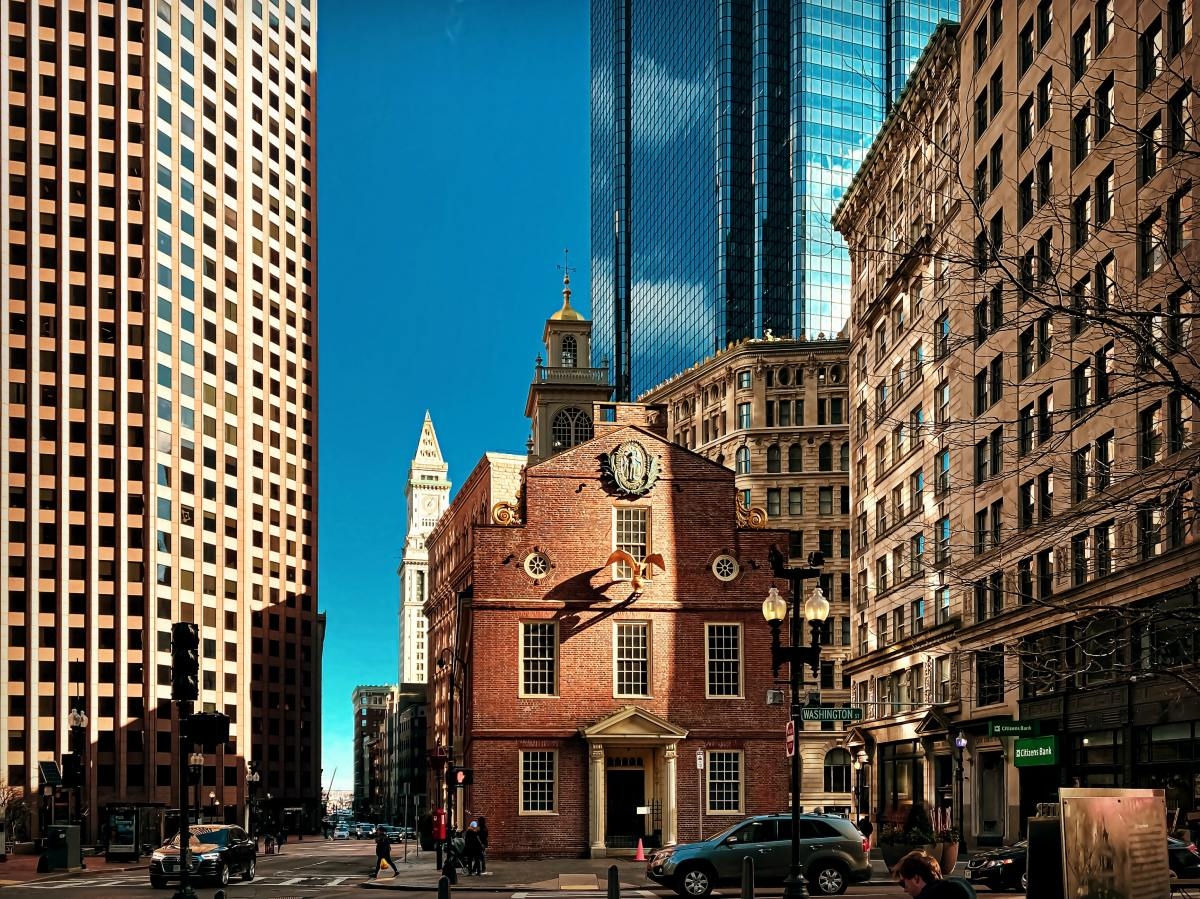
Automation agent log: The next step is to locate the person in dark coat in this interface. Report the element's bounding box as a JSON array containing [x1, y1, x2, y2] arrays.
[[477, 816, 490, 874], [892, 850, 974, 897], [370, 827, 399, 879], [463, 820, 484, 875], [858, 815, 874, 841]]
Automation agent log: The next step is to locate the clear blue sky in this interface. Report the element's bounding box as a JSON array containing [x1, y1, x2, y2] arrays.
[[317, 1, 591, 792]]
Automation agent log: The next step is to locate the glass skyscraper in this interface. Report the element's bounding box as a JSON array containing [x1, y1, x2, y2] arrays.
[[591, 0, 959, 399]]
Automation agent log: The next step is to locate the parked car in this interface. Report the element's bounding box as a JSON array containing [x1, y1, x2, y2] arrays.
[[966, 836, 1200, 891], [150, 824, 257, 889], [333, 825, 350, 840], [1169, 837, 1200, 878], [965, 841, 1027, 891], [645, 813, 871, 896]]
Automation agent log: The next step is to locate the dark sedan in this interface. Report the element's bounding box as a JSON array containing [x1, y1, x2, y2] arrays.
[[149, 824, 257, 888], [966, 836, 1200, 891], [966, 841, 1027, 891]]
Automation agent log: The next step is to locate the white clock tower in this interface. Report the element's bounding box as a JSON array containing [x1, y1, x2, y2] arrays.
[[398, 412, 450, 687]]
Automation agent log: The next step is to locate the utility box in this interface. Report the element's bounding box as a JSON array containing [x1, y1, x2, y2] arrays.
[[46, 825, 82, 870]]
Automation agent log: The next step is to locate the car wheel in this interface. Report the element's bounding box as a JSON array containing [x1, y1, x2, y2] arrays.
[[149, 876, 167, 889], [808, 861, 849, 896], [1021, 871, 1028, 890], [676, 864, 715, 897], [242, 858, 256, 881], [214, 863, 230, 887]]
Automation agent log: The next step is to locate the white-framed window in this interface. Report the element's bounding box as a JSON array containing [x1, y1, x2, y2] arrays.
[[614, 621, 650, 697], [706, 750, 743, 814], [613, 507, 649, 579], [520, 750, 557, 814], [520, 622, 558, 697], [705, 623, 742, 698]]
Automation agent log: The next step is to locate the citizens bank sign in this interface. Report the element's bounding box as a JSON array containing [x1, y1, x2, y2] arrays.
[[1013, 735, 1058, 767]]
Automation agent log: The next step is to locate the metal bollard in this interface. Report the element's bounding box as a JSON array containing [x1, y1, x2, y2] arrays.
[[438, 873, 452, 899], [741, 854, 755, 899], [214, 892, 225, 899], [608, 863, 620, 899]]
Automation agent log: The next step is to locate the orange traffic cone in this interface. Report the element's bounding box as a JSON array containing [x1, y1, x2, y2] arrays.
[[634, 838, 646, 861]]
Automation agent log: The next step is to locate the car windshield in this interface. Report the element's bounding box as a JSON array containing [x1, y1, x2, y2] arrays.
[[168, 829, 228, 849]]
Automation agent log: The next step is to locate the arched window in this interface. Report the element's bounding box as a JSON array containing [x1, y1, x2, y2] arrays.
[[767, 445, 781, 473], [788, 444, 804, 472], [823, 748, 852, 793], [561, 335, 578, 368], [840, 442, 850, 472], [819, 441, 833, 471], [551, 406, 593, 450], [736, 446, 751, 474]]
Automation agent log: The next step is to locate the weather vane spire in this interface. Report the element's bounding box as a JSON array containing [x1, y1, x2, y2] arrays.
[[557, 247, 576, 307]]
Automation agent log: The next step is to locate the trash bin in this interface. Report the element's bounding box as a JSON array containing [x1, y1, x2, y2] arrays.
[[46, 825, 82, 870]]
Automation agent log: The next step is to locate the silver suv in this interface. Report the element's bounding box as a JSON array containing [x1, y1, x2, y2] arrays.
[[645, 814, 870, 896]]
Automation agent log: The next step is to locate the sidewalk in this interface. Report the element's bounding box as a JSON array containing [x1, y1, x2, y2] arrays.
[[0, 845, 149, 888]]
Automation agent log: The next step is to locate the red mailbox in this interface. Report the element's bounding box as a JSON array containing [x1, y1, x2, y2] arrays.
[[433, 808, 447, 841]]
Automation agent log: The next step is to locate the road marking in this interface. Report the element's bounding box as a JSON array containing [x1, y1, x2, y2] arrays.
[[512, 892, 659, 898]]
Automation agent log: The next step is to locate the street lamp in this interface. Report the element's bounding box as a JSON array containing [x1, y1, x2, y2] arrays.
[[436, 647, 468, 882], [208, 791, 217, 823], [954, 732, 968, 852], [188, 753, 204, 824], [853, 750, 869, 824], [247, 762, 261, 839], [763, 547, 830, 899], [67, 708, 88, 830]]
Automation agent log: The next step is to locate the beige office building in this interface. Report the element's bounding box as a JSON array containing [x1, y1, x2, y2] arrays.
[[834, 0, 1200, 847], [1, 0, 322, 837], [641, 336, 859, 812]]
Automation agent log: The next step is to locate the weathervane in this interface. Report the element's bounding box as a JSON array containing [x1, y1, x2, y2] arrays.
[[557, 247, 576, 285]]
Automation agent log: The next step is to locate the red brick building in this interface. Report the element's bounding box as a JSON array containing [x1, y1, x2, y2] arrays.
[[424, 291, 825, 858]]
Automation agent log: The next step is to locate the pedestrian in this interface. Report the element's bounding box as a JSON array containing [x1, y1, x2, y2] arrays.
[[477, 816, 490, 875], [892, 850, 973, 898], [370, 826, 400, 879], [264, 832, 275, 855], [463, 820, 484, 875], [858, 815, 874, 842], [275, 828, 285, 854]]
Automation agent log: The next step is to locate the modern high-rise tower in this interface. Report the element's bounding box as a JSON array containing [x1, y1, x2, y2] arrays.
[[591, 0, 959, 400], [398, 412, 449, 687], [0, 0, 321, 835]]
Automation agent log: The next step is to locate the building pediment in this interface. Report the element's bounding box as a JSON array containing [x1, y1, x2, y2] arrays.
[[579, 705, 689, 742], [914, 708, 952, 736]]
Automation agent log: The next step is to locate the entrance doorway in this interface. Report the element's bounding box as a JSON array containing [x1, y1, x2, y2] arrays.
[[605, 770, 645, 849]]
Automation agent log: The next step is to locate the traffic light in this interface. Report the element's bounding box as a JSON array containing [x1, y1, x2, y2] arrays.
[[446, 767, 473, 788], [171, 622, 200, 701]]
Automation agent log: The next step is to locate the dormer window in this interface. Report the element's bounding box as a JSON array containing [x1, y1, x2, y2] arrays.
[[561, 335, 578, 368]]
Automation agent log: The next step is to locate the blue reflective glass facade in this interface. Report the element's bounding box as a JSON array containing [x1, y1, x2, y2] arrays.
[[592, 0, 958, 399]]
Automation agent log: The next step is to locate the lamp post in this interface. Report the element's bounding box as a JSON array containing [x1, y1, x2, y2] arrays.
[[67, 708, 88, 830], [188, 753, 204, 825], [247, 763, 261, 840], [954, 733, 968, 853], [763, 547, 830, 899], [436, 648, 467, 882]]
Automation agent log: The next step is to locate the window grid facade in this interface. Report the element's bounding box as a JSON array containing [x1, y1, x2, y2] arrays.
[[706, 750, 742, 813], [521, 622, 557, 696], [705, 624, 741, 697], [615, 622, 649, 697], [520, 751, 556, 813]]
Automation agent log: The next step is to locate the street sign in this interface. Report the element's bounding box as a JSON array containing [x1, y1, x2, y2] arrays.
[[988, 719, 1039, 737], [785, 720, 795, 757], [800, 706, 864, 722], [1014, 735, 1058, 767], [695, 750, 704, 770]]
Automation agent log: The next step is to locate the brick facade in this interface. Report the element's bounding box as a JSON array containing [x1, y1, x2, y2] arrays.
[[425, 418, 840, 858]]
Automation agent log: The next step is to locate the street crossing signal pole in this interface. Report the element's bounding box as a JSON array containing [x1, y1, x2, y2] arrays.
[[171, 622, 199, 899]]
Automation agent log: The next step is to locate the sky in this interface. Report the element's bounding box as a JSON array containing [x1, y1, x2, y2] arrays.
[[316, 1, 592, 792]]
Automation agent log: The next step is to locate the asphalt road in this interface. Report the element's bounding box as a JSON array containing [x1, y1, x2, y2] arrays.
[[0, 840, 1026, 899]]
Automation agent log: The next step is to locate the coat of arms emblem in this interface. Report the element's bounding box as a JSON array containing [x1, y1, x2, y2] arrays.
[[601, 440, 661, 497]]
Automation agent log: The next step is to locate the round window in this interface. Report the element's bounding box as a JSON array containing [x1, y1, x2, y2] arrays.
[[712, 554, 740, 582], [524, 552, 551, 580], [830, 365, 844, 383], [777, 367, 791, 386]]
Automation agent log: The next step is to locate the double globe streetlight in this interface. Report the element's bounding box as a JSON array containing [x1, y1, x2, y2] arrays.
[[763, 548, 830, 899]]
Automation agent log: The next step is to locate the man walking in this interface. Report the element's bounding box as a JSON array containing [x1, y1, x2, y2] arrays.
[[370, 826, 399, 880]]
